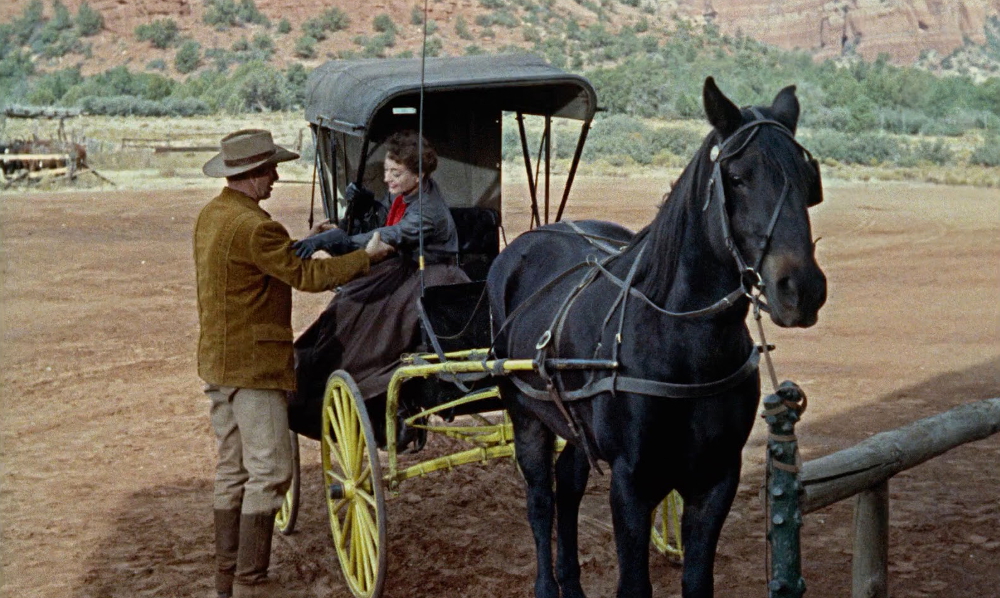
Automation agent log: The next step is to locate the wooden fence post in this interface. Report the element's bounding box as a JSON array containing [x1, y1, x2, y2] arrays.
[[852, 481, 889, 598]]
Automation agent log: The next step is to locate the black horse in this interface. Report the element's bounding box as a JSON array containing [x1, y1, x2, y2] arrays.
[[486, 78, 827, 598]]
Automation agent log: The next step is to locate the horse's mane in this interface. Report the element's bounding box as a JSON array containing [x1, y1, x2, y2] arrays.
[[611, 131, 719, 305]]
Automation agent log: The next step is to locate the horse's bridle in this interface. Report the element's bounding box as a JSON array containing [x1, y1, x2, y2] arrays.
[[705, 109, 822, 300]]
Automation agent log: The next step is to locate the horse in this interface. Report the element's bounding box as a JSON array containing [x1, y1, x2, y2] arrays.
[[486, 77, 827, 598]]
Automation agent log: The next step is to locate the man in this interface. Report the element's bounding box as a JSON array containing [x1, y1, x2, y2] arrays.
[[194, 129, 391, 598]]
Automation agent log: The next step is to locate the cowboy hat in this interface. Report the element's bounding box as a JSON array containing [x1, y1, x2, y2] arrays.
[[202, 129, 299, 178]]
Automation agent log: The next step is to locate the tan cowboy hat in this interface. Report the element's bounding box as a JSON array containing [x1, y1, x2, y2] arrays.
[[202, 129, 299, 178]]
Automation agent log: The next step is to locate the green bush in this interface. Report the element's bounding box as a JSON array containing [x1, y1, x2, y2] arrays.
[[425, 36, 443, 57], [411, 6, 423, 26], [74, 1, 104, 36], [276, 18, 291, 34], [146, 58, 167, 71], [51, 1, 72, 30], [373, 14, 396, 34], [355, 31, 395, 58], [252, 33, 273, 52], [479, 0, 505, 8], [175, 40, 201, 74], [800, 129, 905, 165], [320, 8, 350, 32], [203, 0, 240, 30], [907, 138, 954, 165], [476, 11, 518, 28], [301, 18, 327, 41], [237, 0, 269, 26], [25, 66, 82, 105], [285, 62, 308, 106], [78, 94, 211, 116], [294, 35, 316, 58], [969, 134, 1000, 166], [135, 19, 179, 49], [455, 16, 472, 40]]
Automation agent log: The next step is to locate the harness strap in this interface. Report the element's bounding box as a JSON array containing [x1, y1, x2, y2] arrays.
[[510, 349, 760, 401]]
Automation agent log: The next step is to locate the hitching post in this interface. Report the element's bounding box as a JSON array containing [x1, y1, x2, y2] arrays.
[[762, 381, 807, 598]]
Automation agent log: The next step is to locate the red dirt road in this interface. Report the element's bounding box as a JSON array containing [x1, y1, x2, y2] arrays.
[[2, 177, 998, 598]]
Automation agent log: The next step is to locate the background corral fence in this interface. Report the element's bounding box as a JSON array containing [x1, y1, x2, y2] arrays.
[[763, 389, 1000, 598]]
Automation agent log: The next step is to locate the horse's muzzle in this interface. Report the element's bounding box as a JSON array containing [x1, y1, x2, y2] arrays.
[[762, 254, 827, 328]]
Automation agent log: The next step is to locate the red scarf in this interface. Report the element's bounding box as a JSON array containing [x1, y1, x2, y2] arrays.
[[385, 194, 407, 226]]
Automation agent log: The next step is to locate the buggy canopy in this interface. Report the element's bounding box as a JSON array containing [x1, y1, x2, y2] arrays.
[[305, 53, 597, 135]]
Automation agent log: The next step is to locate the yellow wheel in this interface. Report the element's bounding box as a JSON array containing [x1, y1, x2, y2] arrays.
[[650, 490, 684, 560], [321, 371, 387, 598], [275, 430, 300, 535]]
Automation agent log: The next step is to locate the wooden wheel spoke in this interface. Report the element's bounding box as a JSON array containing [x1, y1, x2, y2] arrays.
[[355, 486, 378, 510], [325, 467, 348, 486]]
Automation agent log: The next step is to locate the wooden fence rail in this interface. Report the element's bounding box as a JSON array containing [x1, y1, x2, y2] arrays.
[[767, 397, 1000, 598]]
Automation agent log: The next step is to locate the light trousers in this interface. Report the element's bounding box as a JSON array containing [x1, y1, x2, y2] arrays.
[[206, 385, 292, 514]]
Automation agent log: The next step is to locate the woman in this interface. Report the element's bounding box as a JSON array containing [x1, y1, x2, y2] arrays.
[[289, 131, 470, 443]]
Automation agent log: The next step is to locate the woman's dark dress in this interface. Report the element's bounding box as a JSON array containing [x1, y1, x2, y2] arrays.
[[289, 179, 469, 440]]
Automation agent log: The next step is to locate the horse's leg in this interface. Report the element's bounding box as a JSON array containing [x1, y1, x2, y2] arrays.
[[679, 467, 741, 598], [509, 400, 559, 598], [608, 464, 659, 598], [554, 444, 590, 598]]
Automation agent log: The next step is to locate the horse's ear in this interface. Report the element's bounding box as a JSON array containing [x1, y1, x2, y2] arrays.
[[770, 85, 800, 134], [703, 77, 743, 138]]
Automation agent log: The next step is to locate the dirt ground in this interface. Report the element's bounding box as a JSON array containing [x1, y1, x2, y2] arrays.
[[2, 175, 998, 598]]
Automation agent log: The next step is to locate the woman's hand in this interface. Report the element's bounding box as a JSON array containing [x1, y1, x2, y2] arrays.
[[308, 219, 336, 236], [365, 231, 395, 263]]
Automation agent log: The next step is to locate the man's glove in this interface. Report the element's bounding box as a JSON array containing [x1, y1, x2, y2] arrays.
[[292, 228, 353, 258]]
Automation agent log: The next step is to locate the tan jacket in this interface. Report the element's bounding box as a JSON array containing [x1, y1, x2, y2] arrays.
[[194, 187, 369, 390]]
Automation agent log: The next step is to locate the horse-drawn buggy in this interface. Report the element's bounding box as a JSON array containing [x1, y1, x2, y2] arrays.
[[281, 53, 826, 598]]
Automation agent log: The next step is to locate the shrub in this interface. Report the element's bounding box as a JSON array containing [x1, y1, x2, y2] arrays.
[[51, 1, 72, 30], [301, 18, 327, 41], [410, 6, 423, 26], [320, 8, 350, 32], [232, 36, 250, 52], [175, 40, 201, 74], [480, 0, 505, 8], [203, 0, 240, 30], [252, 33, 273, 52], [373, 14, 396, 34], [285, 62, 308, 106], [74, 1, 104, 36], [424, 36, 442, 57], [146, 59, 167, 71], [294, 35, 316, 58], [465, 44, 484, 55], [276, 18, 291, 34], [135, 19, 179, 49], [969, 134, 1000, 166], [237, 0, 269, 26], [800, 129, 904, 165], [12, 1, 45, 46], [907, 138, 954, 166], [455, 16, 473, 40]]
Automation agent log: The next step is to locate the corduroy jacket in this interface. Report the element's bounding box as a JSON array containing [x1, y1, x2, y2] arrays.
[[194, 187, 370, 391]]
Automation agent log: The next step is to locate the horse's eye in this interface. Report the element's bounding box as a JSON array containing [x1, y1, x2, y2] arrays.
[[729, 174, 743, 187]]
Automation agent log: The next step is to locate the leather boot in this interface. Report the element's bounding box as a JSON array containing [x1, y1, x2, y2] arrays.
[[231, 513, 313, 598], [214, 508, 241, 598]]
